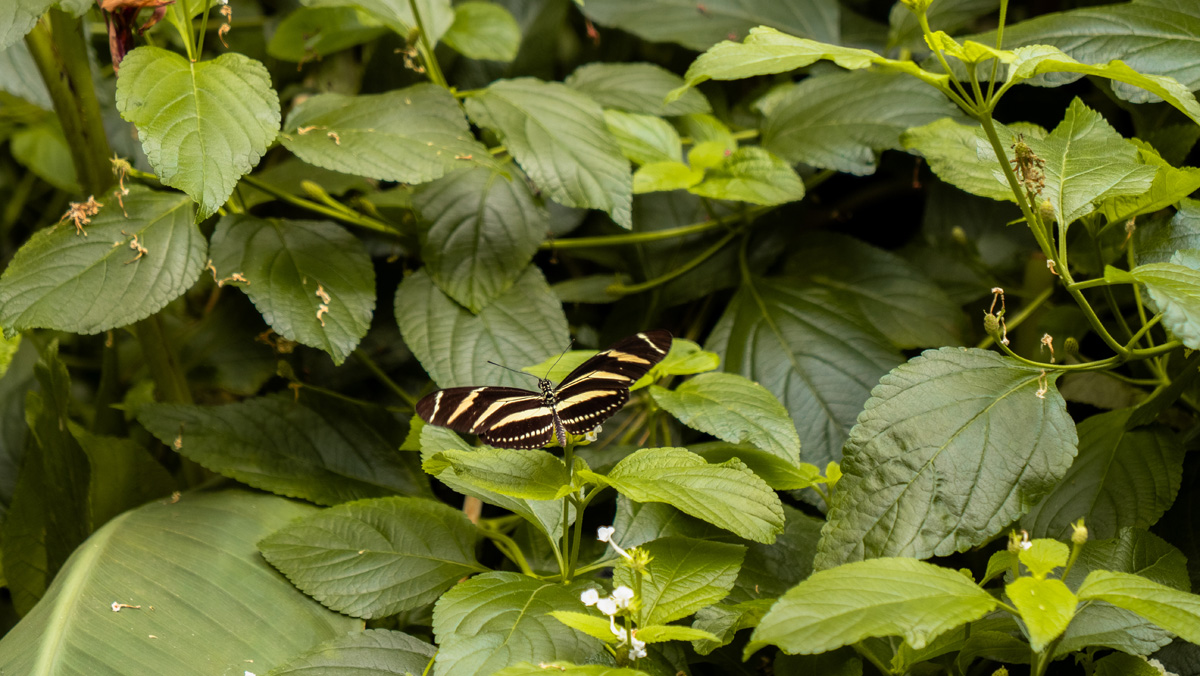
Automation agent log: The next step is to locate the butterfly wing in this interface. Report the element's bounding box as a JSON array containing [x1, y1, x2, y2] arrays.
[[554, 330, 672, 435], [417, 386, 555, 449]]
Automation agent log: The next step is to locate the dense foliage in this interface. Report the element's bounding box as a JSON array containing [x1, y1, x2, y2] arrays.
[[0, 0, 1199, 674]]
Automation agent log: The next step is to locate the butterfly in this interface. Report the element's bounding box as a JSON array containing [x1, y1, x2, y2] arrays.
[[416, 330, 672, 449]]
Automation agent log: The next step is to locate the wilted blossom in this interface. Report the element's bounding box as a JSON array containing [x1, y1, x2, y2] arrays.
[[98, 0, 174, 71]]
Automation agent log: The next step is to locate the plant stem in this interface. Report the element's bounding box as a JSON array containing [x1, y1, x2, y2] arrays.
[[476, 526, 536, 576], [560, 439, 577, 581], [238, 174, 402, 235], [195, 0, 211, 58], [541, 207, 768, 250], [606, 226, 741, 296], [353, 349, 417, 408], [976, 285, 1054, 349], [407, 0, 448, 88]]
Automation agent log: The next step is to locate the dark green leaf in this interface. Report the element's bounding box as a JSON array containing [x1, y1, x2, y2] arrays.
[[138, 392, 429, 506], [817, 348, 1077, 567], [1099, 141, 1200, 223], [0, 187, 204, 334], [266, 7, 386, 62], [281, 85, 495, 184], [1094, 653, 1164, 676], [465, 78, 632, 227], [116, 47, 280, 219], [690, 599, 774, 655], [613, 536, 745, 625], [209, 215, 375, 365], [10, 120, 77, 192], [267, 629, 435, 676], [442, 2, 521, 62], [565, 63, 710, 116], [71, 422, 175, 527], [729, 505, 823, 603]]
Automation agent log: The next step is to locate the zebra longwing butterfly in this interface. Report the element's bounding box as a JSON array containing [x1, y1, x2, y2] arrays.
[[416, 330, 672, 449]]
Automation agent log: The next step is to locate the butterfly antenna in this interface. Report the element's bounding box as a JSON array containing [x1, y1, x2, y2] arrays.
[[543, 339, 575, 380], [486, 360, 539, 381]]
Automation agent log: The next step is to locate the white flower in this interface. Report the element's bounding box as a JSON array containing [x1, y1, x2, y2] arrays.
[[609, 615, 627, 641], [611, 586, 634, 609], [585, 426, 601, 442], [580, 589, 600, 606], [628, 645, 647, 660], [596, 597, 618, 616], [631, 635, 645, 651], [597, 526, 615, 542]]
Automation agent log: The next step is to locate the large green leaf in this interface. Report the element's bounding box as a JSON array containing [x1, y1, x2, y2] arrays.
[[300, 0, 453, 42], [280, 85, 495, 184], [415, 168, 547, 313], [1098, 141, 1200, 224], [1023, 409, 1183, 541], [259, 496, 487, 619], [784, 232, 963, 349], [816, 348, 1077, 567], [1125, 258, 1200, 349], [394, 267, 568, 389], [1006, 577, 1077, 651], [209, 215, 374, 365], [688, 147, 805, 206], [612, 536, 745, 625], [579, 0, 839, 52], [0, 42, 50, 108], [265, 6, 387, 62], [901, 117, 1020, 202], [604, 110, 683, 166], [464, 78, 632, 228], [1135, 198, 1200, 265], [728, 505, 823, 603], [611, 497, 726, 551], [495, 664, 648, 676], [116, 47, 280, 219], [761, 71, 963, 175], [267, 629, 435, 675], [138, 392, 428, 505], [0, 187, 204, 334], [10, 120, 77, 192], [0, 0, 88, 51], [746, 558, 998, 656], [565, 63, 710, 116], [441, 2, 521, 62], [432, 572, 607, 676], [0, 489, 359, 673], [650, 372, 801, 465], [1077, 571, 1200, 645], [707, 276, 904, 467], [424, 447, 571, 500], [579, 447, 784, 544]]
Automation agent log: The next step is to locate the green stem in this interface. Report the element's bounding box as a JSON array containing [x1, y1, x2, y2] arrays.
[[1067, 277, 1113, 291], [606, 227, 740, 296], [1123, 315, 1162, 352], [173, 0, 197, 61], [135, 315, 192, 404], [1128, 242, 1156, 348], [25, 10, 115, 196], [541, 208, 767, 250], [976, 285, 1054, 349], [239, 175, 402, 235], [353, 349, 417, 408], [195, 0, 211, 57], [407, 0, 448, 88], [915, 12, 976, 111], [985, 0, 1009, 100], [476, 526, 536, 576]]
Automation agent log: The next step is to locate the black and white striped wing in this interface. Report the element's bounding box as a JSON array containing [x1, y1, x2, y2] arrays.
[[416, 386, 555, 449], [555, 330, 672, 435]]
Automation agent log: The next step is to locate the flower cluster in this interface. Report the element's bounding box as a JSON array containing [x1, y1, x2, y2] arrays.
[[580, 585, 646, 660]]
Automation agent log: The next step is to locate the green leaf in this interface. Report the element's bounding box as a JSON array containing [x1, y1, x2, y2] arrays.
[[816, 348, 1078, 567], [549, 611, 617, 644], [1007, 577, 1077, 652], [1136, 198, 1200, 265], [0, 187, 204, 334], [424, 448, 570, 500], [707, 276, 904, 467], [0, 333, 18, 379], [580, 0, 839, 52], [238, 156, 374, 209], [266, 7, 387, 62], [979, 0, 1200, 104], [761, 71, 963, 175], [209, 215, 374, 365], [784, 232, 963, 348], [688, 147, 805, 206], [0, 0, 88, 51], [71, 422, 175, 527], [579, 447, 784, 544], [395, 267, 568, 389], [604, 110, 682, 166], [649, 338, 719, 379], [1099, 141, 1200, 223], [1127, 260, 1200, 349], [1020, 540, 1070, 579], [266, 629, 435, 675], [566, 63, 710, 116], [746, 558, 998, 656], [690, 442, 821, 491], [10, 119, 78, 192], [902, 117, 1021, 202], [1023, 409, 1184, 541], [465, 78, 633, 228], [441, 2, 520, 62], [0, 42, 51, 108], [1094, 653, 1164, 676], [138, 392, 428, 505], [116, 47, 280, 219], [635, 625, 720, 643], [633, 162, 704, 193], [300, 0, 454, 42], [281, 85, 495, 184], [415, 168, 547, 313], [259, 496, 486, 619], [0, 489, 359, 672], [731, 505, 824, 602], [495, 664, 649, 676], [690, 599, 775, 655], [613, 536, 745, 625], [1077, 570, 1200, 644], [650, 372, 800, 465], [432, 572, 606, 676], [611, 498, 726, 551]]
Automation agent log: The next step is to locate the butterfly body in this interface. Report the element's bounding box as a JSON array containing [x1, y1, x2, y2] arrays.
[[417, 330, 672, 449]]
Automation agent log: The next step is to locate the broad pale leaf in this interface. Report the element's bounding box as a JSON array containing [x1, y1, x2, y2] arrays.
[[415, 167, 547, 312], [901, 117, 1016, 202], [259, 497, 487, 618], [0, 490, 359, 673], [209, 215, 374, 365], [690, 442, 820, 491], [1099, 141, 1200, 224], [138, 392, 428, 505], [1006, 577, 1077, 651], [580, 447, 784, 544], [604, 110, 683, 166], [0, 42, 50, 108], [566, 63, 710, 116], [816, 348, 1077, 567], [281, 85, 495, 184], [432, 572, 606, 676], [495, 665, 649, 676], [442, 2, 520, 62], [746, 558, 998, 656], [707, 277, 903, 467], [0, 0, 89, 51], [612, 536, 745, 625], [300, 0, 453, 42], [465, 78, 632, 228], [1077, 571, 1200, 644], [0, 187, 204, 334], [1127, 261, 1200, 349], [424, 448, 571, 500], [1024, 409, 1183, 541], [650, 372, 800, 465], [116, 47, 280, 219], [784, 232, 963, 348], [267, 629, 435, 675], [761, 71, 963, 175], [580, 0, 839, 52], [688, 147, 805, 206], [395, 267, 568, 389]]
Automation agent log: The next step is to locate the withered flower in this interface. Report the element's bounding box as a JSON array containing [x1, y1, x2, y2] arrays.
[[98, 0, 174, 72]]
